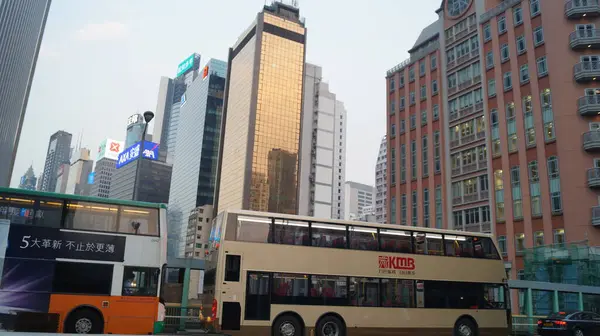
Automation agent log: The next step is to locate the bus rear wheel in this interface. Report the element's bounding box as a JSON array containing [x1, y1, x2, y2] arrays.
[[64, 308, 104, 334], [454, 317, 478, 336], [273, 314, 302, 336], [316, 315, 345, 336]]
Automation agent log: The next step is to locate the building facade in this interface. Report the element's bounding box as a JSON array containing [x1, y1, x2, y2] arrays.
[[184, 205, 214, 258], [343, 181, 374, 220], [89, 138, 124, 198], [298, 63, 347, 219], [125, 114, 145, 148], [168, 58, 226, 257], [54, 163, 69, 194], [375, 135, 387, 223], [39, 130, 72, 192], [386, 0, 600, 282], [18, 166, 37, 190], [109, 159, 172, 203], [64, 148, 93, 196], [0, 0, 52, 187], [214, 2, 306, 215]]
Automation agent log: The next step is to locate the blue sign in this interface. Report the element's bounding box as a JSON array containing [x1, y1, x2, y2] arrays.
[[181, 93, 186, 106], [116, 141, 160, 169], [87, 172, 95, 185]]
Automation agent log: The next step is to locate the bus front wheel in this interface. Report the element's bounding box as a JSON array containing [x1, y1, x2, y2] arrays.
[[273, 314, 303, 336], [315, 315, 345, 336], [64, 308, 104, 334], [454, 317, 478, 336]]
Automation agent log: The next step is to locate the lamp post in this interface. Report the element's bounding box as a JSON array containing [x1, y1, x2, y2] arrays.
[[132, 111, 155, 201]]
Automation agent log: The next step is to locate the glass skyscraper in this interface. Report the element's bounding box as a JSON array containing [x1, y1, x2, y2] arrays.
[[215, 2, 306, 215]]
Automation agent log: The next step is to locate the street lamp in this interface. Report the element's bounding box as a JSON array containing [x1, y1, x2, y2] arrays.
[[132, 111, 155, 201]]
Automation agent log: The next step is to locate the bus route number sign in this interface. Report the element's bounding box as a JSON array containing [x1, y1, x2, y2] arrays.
[[378, 256, 416, 276]]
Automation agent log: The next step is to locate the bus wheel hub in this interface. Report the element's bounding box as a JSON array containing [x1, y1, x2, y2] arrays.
[[280, 322, 295, 336], [75, 318, 93, 333]]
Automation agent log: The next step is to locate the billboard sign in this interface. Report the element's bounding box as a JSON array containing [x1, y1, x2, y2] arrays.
[[202, 65, 209, 80], [97, 138, 124, 161], [177, 54, 195, 77], [116, 141, 160, 169], [127, 114, 142, 127], [87, 172, 95, 185]]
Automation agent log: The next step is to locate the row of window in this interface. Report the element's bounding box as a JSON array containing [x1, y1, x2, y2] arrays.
[[393, 132, 441, 184], [389, 55, 438, 92], [451, 174, 489, 201], [497, 229, 565, 256], [483, 1, 541, 43], [494, 156, 562, 222], [236, 215, 500, 259], [244, 271, 506, 320], [448, 61, 481, 91], [391, 81, 440, 112], [449, 115, 485, 144], [393, 186, 443, 230], [444, 14, 477, 42], [0, 194, 160, 236], [453, 206, 492, 229]]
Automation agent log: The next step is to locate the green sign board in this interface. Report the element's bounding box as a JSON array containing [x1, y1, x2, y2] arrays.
[[177, 54, 195, 77]]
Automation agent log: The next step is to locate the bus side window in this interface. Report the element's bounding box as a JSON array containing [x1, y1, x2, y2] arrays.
[[224, 255, 241, 282]]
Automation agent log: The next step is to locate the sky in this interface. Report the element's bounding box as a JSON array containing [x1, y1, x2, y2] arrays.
[[11, 0, 441, 188]]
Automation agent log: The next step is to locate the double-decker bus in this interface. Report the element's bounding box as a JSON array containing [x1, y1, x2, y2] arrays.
[[204, 210, 510, 336], [0, 187, 167, 334]]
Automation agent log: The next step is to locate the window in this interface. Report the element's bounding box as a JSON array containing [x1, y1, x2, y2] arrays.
[[488, 79, 496, 97], [533, 27, 544, 46], [64, 201, 119, 233], [491, 109, 501, 157], [53, 261, 114, 295], [541, 88, 555, 141], [400, 120, 406, 134], [272, 273, 309, 305], [537, 56, 548, 77], [434, 131, 441, 173], [349, 226, 378, 251], [498, 16, 507, 34], [122, 266, 160, 296], [506, 102, 517, 152], [245, 272, 270, 320], [523, 96, 536, 147], [0, 195, 63, 227], [421, 110, 427, 126], [431, 54, 437, 70], [411, 191, 417, 226], [503, 72, 512, 91], [501, 44, 509, 62], [423, 189, 430, 227], [399, 145, 405, 182], [225, 255, 241, 281], [511, 166, 523, 220], [515, 233, 525, 253], [350, 277, 379, 307], [435, 186, 442, 229], [411, 140, 417, 179], [390, 196, 396, 224], [528, 161, 542, 217], [422, 136, 429, 177], [483, 23, 491, 42], [391, 124, 396, 137], [420, 85, 427, 100], [410, 114, 416, 129], [390, 100, 395, 113], [399, 75, 405, 87], [554, 229, 565, 245], [272, 219, 309, 246], [530, 0, 540, 17], [452, 210, 463, 230], [390, 78, 395, 91], [400, 97, 405, 109], [391, 148, 396, 185], [513, 7, 523, 26], [520, 64, 530, 84], [547, 156, 562, 214], [516, 35, 526, 54], [432, 80, 438, 95], [494, 170, 505, 221], [534, 231, 544, 247], [310, 275, 347, 306], [419, 61, 426, 77], [401, 194, 407, 225], [498, 236, 507, 256], [381, 279, 415, 307], [423, 280, 502, 309], [409, 67, 415, 82], [486, 51, 494, 69], [410, 92, 415, 105], [311, 223, 346, 248], [433, 104, 439, 120]]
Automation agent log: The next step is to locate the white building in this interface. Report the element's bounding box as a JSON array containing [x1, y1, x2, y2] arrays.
[[375, 135, 387, 223], [344, 181, 374, 220], [298, 64, 346, 219]]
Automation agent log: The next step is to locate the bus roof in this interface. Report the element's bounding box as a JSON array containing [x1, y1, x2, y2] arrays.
[[0, 187, 166, 209], [219, 209, 495, 238]]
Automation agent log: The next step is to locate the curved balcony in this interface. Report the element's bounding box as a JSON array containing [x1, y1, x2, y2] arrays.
[[570, 29, 600, 49], [574, 61, 600, 82], [583, 131, 600, 151], [578, 95, 600, 115], [565, 0, 600, 19], [587, 168, 600, 188], [593, 206, 600, 227]]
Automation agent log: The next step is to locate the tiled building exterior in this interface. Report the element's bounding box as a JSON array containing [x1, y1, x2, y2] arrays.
[[387, 0, 600, 280]]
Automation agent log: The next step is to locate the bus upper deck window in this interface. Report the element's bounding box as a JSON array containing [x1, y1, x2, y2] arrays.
[[118, 206, 159, 236]]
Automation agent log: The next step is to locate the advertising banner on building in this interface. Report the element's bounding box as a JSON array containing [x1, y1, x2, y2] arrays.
[[97, 138, 124, 161], [176, 54, 195, 77], [116, 141, 160, 169]]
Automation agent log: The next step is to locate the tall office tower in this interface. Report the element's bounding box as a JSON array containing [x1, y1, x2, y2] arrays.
[[63, 148, 93, 196], [18, 165, 37, 190], [298, 64, 347, 219], [168, 59, 226, 257], [374, 135, 387, 223], [125, 114, 145, 148], [90, 138, 124, 198], [214, 1, 306, 215], [0, 0, 52, 187], [387, 0, 600, 287], [344, 181, 374, 220], [152, 53, 201, 162], [39, 130, 72, 192]]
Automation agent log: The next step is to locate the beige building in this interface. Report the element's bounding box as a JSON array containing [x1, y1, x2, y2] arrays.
[[214, 1, 306, 215], [184, 205, 214, 258]]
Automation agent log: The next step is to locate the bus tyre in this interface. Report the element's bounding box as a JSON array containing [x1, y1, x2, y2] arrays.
[[316, 315, 345, 336], [454, 317, 477, 336], [64, 308, 104, 334], [273, 314, 302, 336]]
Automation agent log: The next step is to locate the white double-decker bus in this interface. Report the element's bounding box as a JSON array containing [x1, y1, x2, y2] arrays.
[[204, 210, 510, 336]]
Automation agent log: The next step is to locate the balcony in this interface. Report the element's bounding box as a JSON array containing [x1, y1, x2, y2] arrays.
[[573, 61, 600, 82], [570, 29, 600, 49], [583, 131, 600, 151], [577, 95, 600, 115], [592, 206, 600, 227], [451, 160, 487, 178], [587, 167, 600, 188], [565, 0, 600, 19]]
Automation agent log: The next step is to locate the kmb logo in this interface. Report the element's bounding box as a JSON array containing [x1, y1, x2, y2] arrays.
[[378, 256, 415, 270], [109, 142, 121, 153]]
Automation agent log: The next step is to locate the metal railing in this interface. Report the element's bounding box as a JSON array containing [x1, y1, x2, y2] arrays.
[[578, 94, 600, 109], [511, 316, 541, 336], [573, 61, 600, 80], [570, 28, 600, 45], [583, 131, 600, 150], [592, 205, 600, 226], [587, 167, 600, 187], [163, 305, 214, 332], [565, 0, 600, 18]]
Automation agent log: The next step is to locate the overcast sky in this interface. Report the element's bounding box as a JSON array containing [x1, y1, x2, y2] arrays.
[[11, 0, 441, 188]]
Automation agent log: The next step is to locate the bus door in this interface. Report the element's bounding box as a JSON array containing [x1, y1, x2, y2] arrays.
[[220, 254, 242, 330]]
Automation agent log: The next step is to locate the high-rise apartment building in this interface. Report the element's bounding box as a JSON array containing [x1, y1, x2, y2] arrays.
[[39, 131, 72, 192], [214, 2, 306, 215], [298, 63, 347, 219], [18, 166, 37, 190], [344, 181, 374, 220], [375, 135, 387, 223], [387, 0, 600, 281], [184, 205, 214, 258], [168, 59, 226, 257], [0, 0, 52, 187]]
